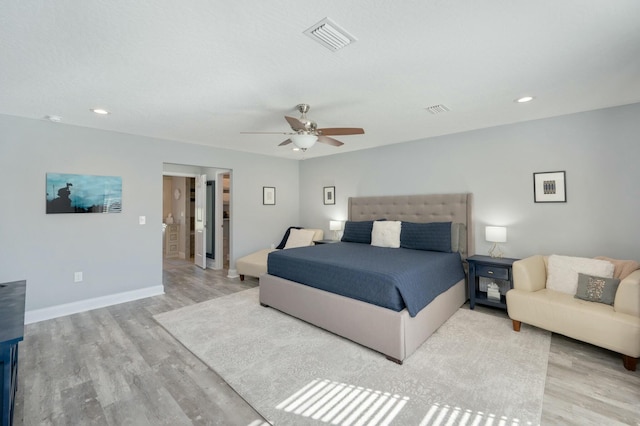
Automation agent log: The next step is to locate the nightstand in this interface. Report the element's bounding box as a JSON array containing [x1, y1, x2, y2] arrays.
[[467, 255, 519, 310], [314, 239, 340, 245]]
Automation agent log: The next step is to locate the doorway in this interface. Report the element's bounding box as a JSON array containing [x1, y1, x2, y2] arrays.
[[162, 167, 231, 271]]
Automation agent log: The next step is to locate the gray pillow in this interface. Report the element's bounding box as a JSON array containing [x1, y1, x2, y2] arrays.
[[574, 273, 620, 305], [451, 223, 466, 254]]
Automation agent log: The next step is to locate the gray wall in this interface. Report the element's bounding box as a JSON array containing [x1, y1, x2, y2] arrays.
[[299, 103, 640, 260], [0, 114, 300, 311], [2, 102, 638, 314]]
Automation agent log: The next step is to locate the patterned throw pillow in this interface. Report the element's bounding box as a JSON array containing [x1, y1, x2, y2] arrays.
[[574, 273, 621, 305]]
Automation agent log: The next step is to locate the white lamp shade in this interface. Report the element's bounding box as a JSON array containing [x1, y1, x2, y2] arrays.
[[290, 134, 318, 149], [330, 220, 343, 231], [485, 226, 507, 243]]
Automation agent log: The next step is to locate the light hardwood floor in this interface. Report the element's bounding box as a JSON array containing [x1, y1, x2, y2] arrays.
[[14, 259, 640, 425], [15, 258, 268, 426]]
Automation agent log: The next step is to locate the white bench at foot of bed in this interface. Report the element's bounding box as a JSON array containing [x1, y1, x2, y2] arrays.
[[259, 274, 466, 364]]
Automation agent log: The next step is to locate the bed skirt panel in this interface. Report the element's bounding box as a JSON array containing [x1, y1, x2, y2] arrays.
[[259, 274, 466, 362]]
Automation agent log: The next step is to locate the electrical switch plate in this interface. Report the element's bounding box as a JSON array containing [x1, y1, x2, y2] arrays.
[[74, 272, 83, 282], [139, 216, 146, 225]]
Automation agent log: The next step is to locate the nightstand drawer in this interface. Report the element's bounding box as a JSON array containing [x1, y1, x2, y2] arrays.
[[475, 264, 509, 280]]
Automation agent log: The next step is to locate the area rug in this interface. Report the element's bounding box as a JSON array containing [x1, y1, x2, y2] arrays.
[[154, 288, 550, 425]]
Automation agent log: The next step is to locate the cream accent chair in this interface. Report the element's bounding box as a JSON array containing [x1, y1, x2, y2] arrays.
[[506, 255, 640, 371], [236, 229, 324, 281]]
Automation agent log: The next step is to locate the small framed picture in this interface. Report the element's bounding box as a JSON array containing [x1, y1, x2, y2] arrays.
[[533, 171, 566, 203], [323, 186, 335, 205], [263, 186, 275, 205]]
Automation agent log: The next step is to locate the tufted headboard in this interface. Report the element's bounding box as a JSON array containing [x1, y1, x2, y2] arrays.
[[348, 193, 474, 258]]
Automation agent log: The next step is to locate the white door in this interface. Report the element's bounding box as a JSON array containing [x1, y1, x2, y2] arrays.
[[194, 174, 207, 269]]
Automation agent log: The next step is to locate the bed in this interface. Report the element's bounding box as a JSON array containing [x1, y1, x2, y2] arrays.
[[259, 193, 474, 364]]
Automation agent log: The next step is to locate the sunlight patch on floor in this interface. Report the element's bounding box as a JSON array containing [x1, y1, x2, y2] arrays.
[[419, 402, 536, 426], [275, 378, 409, 425], [276, 380, 538, 426]]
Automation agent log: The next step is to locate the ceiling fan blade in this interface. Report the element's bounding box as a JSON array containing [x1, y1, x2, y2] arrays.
[[285, 116, 307, 131], [278, 139, 293, 146], [317, 136, 344, 147], [317, 127, 364, 136]]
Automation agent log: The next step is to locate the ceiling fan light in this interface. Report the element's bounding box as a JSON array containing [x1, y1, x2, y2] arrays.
[[290, 134, 318, 149]]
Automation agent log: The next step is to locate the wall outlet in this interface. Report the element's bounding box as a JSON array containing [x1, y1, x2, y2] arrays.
[[74, 271, 83, 282], [271, 243, 275, 249]]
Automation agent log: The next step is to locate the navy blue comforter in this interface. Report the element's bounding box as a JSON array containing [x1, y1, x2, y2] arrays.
[[267, 242, 465, 317]]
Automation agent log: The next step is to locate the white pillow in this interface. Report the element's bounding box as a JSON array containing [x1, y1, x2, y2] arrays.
[[546, 255, 614, 295], [283, 228, 316, 249], [371, 220, 401, 248]]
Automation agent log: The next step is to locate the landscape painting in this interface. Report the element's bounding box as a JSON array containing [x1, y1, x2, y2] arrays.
[[46, 173, 122, 214]]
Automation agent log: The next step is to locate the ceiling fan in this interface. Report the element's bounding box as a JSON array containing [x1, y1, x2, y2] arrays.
[[241, 104, 364, 151]]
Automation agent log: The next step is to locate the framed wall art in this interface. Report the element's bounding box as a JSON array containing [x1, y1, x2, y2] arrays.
[[323, 186, 335, 205], [263, 186, 276, 205], [46, 172, 122, 213], [533, 171, 566, 203]]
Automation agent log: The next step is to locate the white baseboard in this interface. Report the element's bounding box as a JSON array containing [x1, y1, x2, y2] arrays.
[[25, 285, 165, 324], [227, 269, 239, 278]]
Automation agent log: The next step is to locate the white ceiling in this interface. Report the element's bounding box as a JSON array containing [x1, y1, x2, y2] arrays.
[[2, 1, 639, 159]]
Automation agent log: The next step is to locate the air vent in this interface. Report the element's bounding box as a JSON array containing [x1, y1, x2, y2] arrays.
[[424, 104, 450, 115], [304, 18, 356, 52]]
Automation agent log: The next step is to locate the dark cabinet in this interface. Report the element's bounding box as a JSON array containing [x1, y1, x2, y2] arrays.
[[1, 280, 26, 426], [467, 256, 518, 310]]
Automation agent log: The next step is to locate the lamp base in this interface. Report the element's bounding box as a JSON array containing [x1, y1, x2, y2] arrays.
[[489, 243, 504, 258]]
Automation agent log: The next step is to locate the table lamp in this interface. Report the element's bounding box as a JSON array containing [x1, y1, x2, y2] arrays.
[[485, 226, 507, 258], [329, 220, 343, 240]]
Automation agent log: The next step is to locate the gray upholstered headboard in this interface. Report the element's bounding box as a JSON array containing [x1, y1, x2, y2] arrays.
[[348, 193, 474, 258]]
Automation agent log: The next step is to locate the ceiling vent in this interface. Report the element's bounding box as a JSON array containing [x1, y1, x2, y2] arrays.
[[304, 18, 356, 52], [424, 104, 450, 115]]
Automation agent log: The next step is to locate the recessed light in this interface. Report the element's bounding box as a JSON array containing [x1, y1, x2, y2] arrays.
[[91, 108, 110, 115], [515, 96, 534, 103], [46, 115, 63, 122], [292, 147, 301, 152]]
